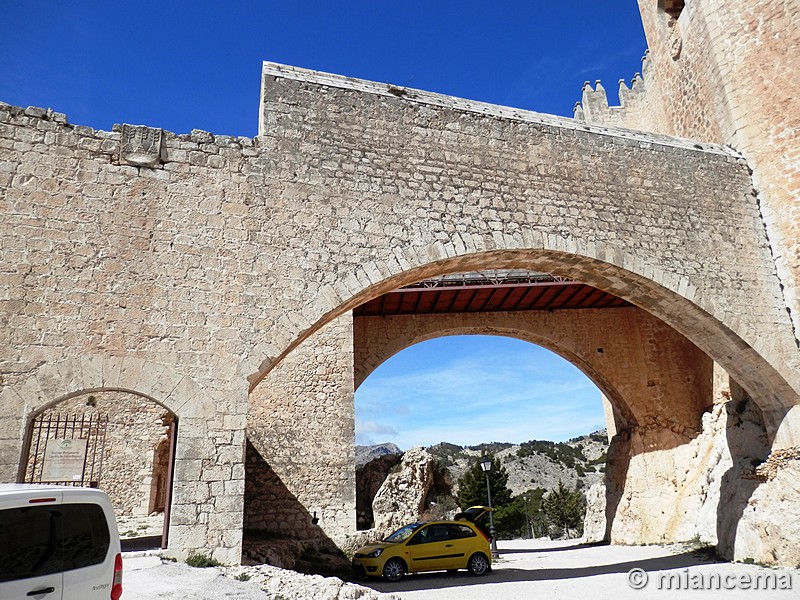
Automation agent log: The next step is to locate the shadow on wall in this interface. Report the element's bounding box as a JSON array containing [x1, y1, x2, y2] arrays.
[[716, 388, 769, 560], [603, 428, 631, 543], [242, 439, 350, 576]]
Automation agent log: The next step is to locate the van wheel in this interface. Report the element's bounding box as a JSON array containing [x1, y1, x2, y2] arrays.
[[383, 558, 406, 582], [468, 553, 489, 576]]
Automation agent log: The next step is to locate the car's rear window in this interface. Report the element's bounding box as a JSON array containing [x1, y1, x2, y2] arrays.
[[448, 523, 477, 539], [0, 503, 110, 582]]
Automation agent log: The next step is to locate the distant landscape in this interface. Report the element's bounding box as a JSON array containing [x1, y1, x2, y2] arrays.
[[358, 430, 608, 494], [356, 430, 609, 538]]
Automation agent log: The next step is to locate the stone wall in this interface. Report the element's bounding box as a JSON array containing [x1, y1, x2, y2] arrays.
[[246, 315, 356, 544], [2, 45, 800, 562]]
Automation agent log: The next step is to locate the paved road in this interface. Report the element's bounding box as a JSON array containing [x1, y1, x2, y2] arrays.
[[362, 539, 798, 600]]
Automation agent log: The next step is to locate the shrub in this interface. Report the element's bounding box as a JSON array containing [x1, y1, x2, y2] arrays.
[[186, 553, 222, 568]]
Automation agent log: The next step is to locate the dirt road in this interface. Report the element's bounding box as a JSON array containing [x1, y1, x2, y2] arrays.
[[125, 539, 798, 600]]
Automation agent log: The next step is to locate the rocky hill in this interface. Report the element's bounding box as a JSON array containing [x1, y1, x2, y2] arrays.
[[355, 442, 402, 468], [427, 430, 609, 496], [357, 431, 609, 508]]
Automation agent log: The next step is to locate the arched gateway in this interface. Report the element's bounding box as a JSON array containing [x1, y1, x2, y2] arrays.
[[1, 54, 799, 564]]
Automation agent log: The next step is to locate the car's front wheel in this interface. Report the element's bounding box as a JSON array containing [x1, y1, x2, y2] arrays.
[[382, 557, 406, 582], [467, 552, 489, 576]]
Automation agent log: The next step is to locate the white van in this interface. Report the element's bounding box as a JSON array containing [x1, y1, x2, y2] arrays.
[[0, 484, 122, 600]]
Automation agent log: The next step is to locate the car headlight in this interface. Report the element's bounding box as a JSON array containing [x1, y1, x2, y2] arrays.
[[366, 548, 383, 558]]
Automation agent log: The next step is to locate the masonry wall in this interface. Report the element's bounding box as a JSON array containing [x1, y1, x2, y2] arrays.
[[1, 56, 799, 561], [246, 315, 356, 543]]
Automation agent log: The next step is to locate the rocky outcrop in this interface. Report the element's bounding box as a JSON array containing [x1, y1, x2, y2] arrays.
[[343, 447, 438, 554], [581, 386, 800, 569], [735, 452, 800, 565], [372, 447, 436, 533], [600, 396, 769, 550], [582, 481, 607, 543], [356, 453, 402, 530]]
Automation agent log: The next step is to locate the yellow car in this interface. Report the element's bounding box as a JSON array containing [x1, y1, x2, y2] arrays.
[[352, 508, 493, 582]]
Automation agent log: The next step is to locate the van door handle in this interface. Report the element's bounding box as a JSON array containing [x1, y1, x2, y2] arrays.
[[27, 588, 56, 596], [445, 544, 453, 547]]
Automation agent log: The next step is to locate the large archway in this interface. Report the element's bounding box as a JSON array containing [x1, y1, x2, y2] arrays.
[[249, 249, 799, 447], [353, 333, 609, 533], [246, 257, 784, 562]]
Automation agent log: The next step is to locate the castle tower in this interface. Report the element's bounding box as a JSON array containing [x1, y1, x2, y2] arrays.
[[576, 0, 800, 337]]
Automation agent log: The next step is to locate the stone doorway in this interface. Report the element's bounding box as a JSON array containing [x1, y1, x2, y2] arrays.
[[20, 390, 178, 550]]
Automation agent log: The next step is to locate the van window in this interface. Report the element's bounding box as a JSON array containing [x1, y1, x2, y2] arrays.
[[0, 505, 62, 582], [0, 503, 110, 582], [61, 504, 111, 570]]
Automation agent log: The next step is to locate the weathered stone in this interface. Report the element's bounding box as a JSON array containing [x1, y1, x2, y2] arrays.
[[356, 453, 402, 530], [372, 447, 436, 534], [120, 124, 163, 167]]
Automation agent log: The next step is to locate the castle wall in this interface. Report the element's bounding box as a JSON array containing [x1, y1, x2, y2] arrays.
[[578, 1, 800, 339], [1, 58, 799, 561], [246, 314, 356, 544]]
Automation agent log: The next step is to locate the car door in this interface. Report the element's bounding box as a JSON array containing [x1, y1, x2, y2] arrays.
[[0, 493, 64, 600], [406, 523, 456, 573], [446, 523, 480, 569]]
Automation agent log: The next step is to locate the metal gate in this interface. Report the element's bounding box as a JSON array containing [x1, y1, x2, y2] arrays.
[[23, 412, 109, 487]]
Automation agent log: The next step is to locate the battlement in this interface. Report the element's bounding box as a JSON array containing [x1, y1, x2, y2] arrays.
[[574, 51, 652, 128]]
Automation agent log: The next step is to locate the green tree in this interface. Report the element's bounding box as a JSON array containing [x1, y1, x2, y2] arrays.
[[542, 480, 586, 539], [494, 487, 546, 539], [456, 455, 512, 510]]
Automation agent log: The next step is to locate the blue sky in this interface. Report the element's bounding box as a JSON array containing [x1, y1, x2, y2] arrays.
[[356, 336, 606, 449], [1, 1, 646, 136], [1, 2, 647, 449]]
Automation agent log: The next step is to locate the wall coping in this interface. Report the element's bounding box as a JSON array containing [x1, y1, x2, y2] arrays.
[[261, 61, 741, 158]]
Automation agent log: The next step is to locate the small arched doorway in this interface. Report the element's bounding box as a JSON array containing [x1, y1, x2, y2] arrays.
[[20, 389, 178, 549]]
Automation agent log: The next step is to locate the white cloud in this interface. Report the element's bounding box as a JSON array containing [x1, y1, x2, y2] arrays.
[[355, 420, 399, 446]]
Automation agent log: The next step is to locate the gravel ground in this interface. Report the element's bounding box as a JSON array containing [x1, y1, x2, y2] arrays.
[[124, 539, 799, 600]]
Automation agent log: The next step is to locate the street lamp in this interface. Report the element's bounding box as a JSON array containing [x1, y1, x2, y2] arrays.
[[479, 456, 499, 559]]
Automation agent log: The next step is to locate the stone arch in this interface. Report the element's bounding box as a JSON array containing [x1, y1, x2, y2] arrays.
[[0, 355, 228, 559], [353, 325, 637, 429], [250, 242, 800, 448], [21, 389, 176, 519]]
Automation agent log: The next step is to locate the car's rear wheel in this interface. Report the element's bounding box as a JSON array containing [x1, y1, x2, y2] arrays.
[[468, 552, 489, 576], [383, 557, 406, 582]]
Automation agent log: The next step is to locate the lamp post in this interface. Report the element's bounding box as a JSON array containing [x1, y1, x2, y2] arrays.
[[479, 456, 499, 559]]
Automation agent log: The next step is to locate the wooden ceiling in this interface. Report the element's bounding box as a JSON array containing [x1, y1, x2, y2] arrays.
[[354, 272, 631, 317]]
